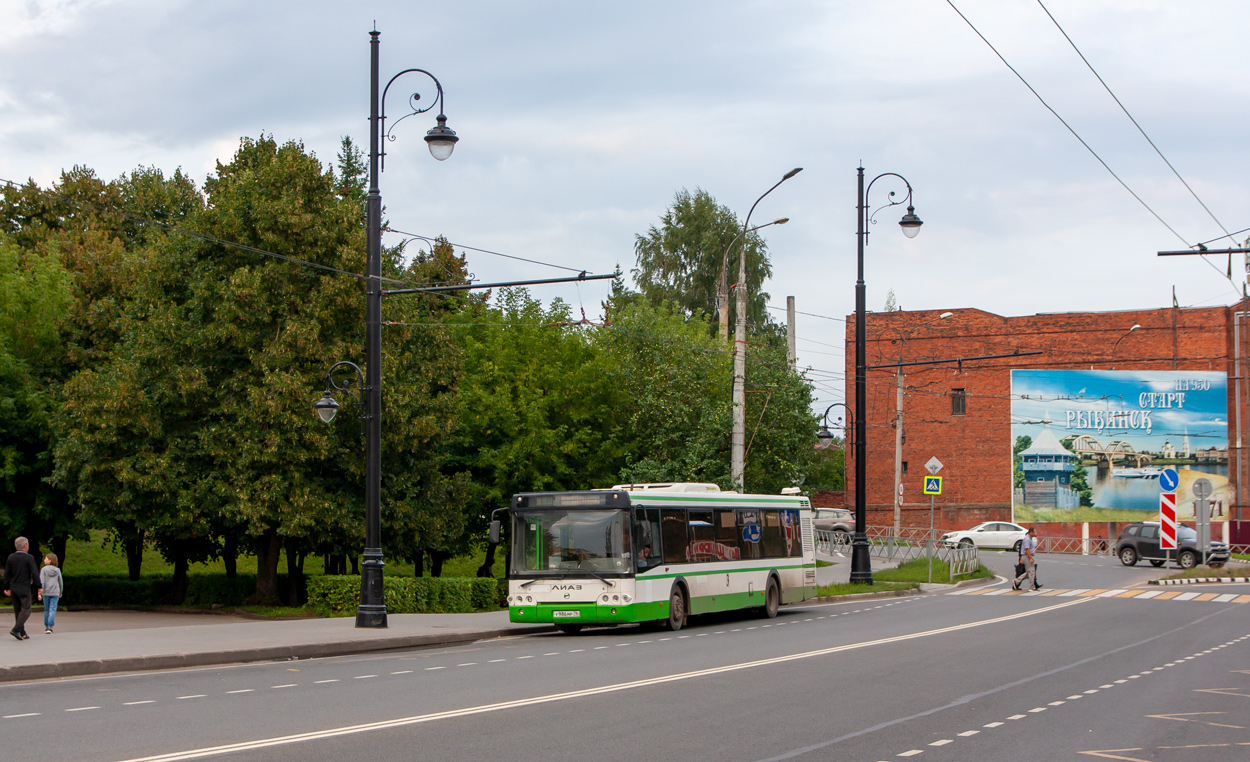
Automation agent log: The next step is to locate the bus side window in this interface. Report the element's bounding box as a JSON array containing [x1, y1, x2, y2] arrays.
[[635, 509, 659, 568], [761, 510, 786, 559], [660, 509, 687, 564], [714, 509, 741, 561], [688, 510, 714, 562]]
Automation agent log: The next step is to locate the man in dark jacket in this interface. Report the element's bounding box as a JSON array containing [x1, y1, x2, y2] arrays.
[[4, 536, 40, 640]]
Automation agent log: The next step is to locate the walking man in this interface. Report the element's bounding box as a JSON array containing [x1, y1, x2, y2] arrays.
[[1014, 526, 1040, 591], [4, 536, 40, 640]]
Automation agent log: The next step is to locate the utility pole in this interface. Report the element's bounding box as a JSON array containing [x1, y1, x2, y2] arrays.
[[786, 296, 796, 370], [892, 367, 904, 534]]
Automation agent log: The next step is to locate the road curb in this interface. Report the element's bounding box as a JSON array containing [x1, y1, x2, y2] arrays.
[[0, 625, 554, 683], [1149, 576, 1250, 586]]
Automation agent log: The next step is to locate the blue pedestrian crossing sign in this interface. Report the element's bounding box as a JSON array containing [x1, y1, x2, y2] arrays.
[[923, 476, 943, 495]]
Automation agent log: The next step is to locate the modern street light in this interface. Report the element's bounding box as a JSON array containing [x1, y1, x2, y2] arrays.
[[314, 29, 458, 629], [731, 168, 803, 491], [718, 216, 790, 344], [851, 166, 923, 584]]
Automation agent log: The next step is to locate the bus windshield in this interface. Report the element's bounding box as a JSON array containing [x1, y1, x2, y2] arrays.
[[512, 509, 631, 576]]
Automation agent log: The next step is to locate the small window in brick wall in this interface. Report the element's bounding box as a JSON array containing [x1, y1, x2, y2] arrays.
[[951, 388, 967, 416]]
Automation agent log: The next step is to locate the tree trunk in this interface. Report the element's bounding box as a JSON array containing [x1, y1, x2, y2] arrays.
[[253, 529, 282, 604], [350, 554, 359, 575], [52, 535, 68, 574], [171, 544, 189, 605], [285, 539, 305, 607], [412, 551, 424, 578], [124, 531, 145, 581], [477, 541, 497, 578], [223, 532, 238, 579], [431, 551, 445, 578]]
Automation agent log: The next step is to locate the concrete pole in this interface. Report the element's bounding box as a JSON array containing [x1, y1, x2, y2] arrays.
[[893, 367, 904, 535], [786, 296, 796, 370]]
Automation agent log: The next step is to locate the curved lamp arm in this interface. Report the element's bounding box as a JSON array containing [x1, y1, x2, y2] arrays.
[[380, 67, 457, 168], [816, 402, 854, 448], [314, 361, 367, 424], [865, 172, 923, 239]]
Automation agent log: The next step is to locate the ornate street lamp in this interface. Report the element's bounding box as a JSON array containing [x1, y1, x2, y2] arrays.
[[816, 402, 854, 449], [314, 30, 458, 629], [851, 166, 923, 584]]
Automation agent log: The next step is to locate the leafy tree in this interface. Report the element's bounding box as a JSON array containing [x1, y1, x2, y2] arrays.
[[632, 188, 773, 336], [0, 234, 73, 565], [806, 443, 845, 491], [1013, 435, 1032, 491]]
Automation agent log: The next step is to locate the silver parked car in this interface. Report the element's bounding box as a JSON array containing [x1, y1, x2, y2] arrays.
[[813, 508, 854, 540]]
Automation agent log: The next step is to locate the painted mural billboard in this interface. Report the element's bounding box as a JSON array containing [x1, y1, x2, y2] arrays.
[[1011, 370, 1229, 523]]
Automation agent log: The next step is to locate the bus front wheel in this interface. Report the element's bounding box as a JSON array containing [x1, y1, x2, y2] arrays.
[[665, 586, 687, 631], [761, 577, 780, 619]]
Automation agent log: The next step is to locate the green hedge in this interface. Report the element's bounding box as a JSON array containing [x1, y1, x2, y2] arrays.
[[55, 574, 289, 607], [306, 576, 506, 615]]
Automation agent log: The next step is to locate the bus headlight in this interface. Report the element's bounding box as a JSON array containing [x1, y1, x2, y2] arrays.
[[601, 594, 610, 603]]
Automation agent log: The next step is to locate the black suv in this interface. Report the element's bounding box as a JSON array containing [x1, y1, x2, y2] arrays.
[[1115, 521, 1229, 569]]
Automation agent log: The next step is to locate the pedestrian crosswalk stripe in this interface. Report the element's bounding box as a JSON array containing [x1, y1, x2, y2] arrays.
[[946, 586, 1247, 604]]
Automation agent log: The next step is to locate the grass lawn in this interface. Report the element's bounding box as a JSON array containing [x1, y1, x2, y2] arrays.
[[816, 557, 993, 597], [62, 530, 505, 579]]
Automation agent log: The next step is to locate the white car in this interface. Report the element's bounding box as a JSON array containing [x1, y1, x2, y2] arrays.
[[940, 522, 1028, 552]]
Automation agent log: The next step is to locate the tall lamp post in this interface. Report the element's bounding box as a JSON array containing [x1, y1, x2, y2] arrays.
[[731, 168, 803, 491], [317, 29, 459, 629], [718, 216, 790, 344], [852, 166, 923, 583]]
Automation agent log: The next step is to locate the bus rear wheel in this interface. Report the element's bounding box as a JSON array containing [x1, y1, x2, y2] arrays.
[[761, 577, 780, 619], [556, 624, 583, 635], [664, 586, 687, 631]]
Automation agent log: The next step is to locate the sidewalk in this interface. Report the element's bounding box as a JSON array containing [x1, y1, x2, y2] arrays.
[[0, 609, 550, 683], [0, 553, 909, 683]]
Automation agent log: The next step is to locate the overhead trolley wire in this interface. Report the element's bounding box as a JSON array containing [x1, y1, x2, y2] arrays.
[[943, 1, 1199, 254], [1036, 0, 1243, 254]]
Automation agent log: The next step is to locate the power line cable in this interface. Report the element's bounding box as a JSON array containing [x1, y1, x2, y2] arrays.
[[944, 1, 1198, 254], [1037, 0, 1243, 253]]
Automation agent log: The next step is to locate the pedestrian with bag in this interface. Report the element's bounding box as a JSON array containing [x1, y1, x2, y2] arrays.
[[1013, 526, 1041, 591], [3, 536, 40, 640], [39, 552, 63, 634]]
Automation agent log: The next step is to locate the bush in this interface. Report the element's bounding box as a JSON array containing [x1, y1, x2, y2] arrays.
[[306, 576, 507, 616], [60, 575, 289, 608]]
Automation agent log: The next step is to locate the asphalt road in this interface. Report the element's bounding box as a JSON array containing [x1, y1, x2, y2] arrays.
[[4, 552, 1247, 762]]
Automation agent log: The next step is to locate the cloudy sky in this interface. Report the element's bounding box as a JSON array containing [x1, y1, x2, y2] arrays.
[[4, 1, 1249, 413]]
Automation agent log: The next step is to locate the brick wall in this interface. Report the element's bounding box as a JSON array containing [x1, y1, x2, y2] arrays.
[[842, 304, 1247, 529]]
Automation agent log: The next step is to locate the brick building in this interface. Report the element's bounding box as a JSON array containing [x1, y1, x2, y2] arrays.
[[838, 303, 1250, 544]]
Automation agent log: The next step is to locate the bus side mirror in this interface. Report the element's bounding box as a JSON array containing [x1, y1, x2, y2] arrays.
[[489, 520, 501, 545]]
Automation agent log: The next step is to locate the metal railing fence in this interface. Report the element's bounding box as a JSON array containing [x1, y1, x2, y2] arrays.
[[814, 528, 979, 583]]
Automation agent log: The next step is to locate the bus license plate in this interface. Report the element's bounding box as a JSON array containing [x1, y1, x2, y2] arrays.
[[553, 610, 580, 618]]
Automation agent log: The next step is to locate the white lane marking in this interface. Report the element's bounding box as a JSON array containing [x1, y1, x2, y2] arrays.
[[271, 685, 297, 689], [125, 700, 157, 706], [1007, 714, 1027, 720], [391, 671, 413, 675], [929, 739, 952, 746], [592, 647, 608, 651], [488, 660, 506, 663], [226, 690, 253, 694], [1096, 590, 1126, 597], [958, 730, 979, 736], [1066, 695, 1083, 700], [898, 751, 924, 757], [112, 598, 1093, 762], [176, 695, 205, 700], [542, 653, 559, 657], [3, 713, 40, 718], [66, 706, 100, 712], [355, 674, 378, 679], [1175, 592, 1200, 601], [1048, 701, 1065, 706], [570, 648, 586, 652], [1084, 689, 1099, 694], [1135, 590, 1162, 599], [1099, 684, 1114, 688], [1028, 707, 1046, 713], [1214, 594, 1237, 602], [315, 679, 340, 683], [1114, 679, 1128, 684], [984, 722, 1004, 727]]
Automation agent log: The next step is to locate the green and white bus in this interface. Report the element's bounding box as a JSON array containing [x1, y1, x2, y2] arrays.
[[502, 483, 817, 633]]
